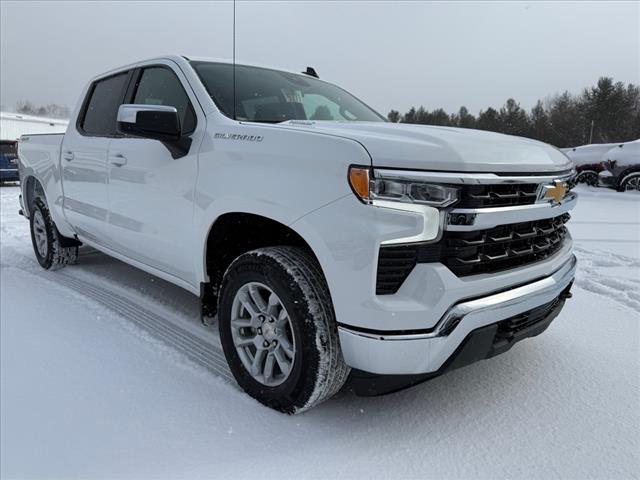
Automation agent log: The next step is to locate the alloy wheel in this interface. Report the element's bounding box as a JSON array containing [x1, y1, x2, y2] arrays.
[[230, 282, 296, 387]]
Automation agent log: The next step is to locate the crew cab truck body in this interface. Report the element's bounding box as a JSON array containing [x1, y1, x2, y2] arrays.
[[18, 56, 577, 413]]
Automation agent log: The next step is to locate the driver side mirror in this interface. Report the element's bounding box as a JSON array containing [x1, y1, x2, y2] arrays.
[[116, 104, 191, 159], [117, 104, 181, 139]]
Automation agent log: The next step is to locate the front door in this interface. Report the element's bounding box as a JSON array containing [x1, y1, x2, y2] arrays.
[[106, 64, 202, 286]]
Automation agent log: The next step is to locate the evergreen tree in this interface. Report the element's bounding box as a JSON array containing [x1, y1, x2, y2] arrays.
[[387, 110, 401, 123], [388, 77, 639, 147], [547, 91, 587, 147], [403, 107, 417, 124], [477, 107, 501, 132], [498, 98, 529, 136], [456, 106, 476, 129], [529, 100, 551, 141]]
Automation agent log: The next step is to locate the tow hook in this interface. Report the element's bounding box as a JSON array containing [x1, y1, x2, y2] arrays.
[[560, 283, 574, 300]]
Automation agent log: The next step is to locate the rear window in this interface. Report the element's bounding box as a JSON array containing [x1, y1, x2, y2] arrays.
[[81, 72, 130, 136]]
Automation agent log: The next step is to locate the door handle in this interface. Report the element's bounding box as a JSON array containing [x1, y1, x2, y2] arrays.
[[109, 153, 127, 167], [62, 151, 74, 161]]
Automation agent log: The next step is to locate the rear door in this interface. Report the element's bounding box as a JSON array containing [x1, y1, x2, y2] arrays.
[[106, 62, 204, 286], [61, 70, 131, 242]]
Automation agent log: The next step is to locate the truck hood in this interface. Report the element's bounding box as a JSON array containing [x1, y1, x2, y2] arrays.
[[279, 121, 572, 173]]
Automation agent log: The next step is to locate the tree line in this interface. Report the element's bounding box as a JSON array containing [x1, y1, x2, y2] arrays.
[[13, 100, 70, 119], [387, 77, 640, 148]]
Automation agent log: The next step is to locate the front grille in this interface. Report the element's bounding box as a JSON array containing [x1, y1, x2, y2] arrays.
[[376, 213, 570, 294], [440, 213, 570, 276], [457, 183, 539, 208]]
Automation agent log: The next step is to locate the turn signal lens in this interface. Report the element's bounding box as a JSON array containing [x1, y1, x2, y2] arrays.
[[349, 167, 370, 201]]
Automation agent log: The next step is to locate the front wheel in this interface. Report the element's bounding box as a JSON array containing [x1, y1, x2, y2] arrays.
[[218, 246, 349, 413], [29, 197, 78, 270]]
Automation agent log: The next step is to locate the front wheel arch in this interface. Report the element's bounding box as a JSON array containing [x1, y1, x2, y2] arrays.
[[200, 212, 330, 321]]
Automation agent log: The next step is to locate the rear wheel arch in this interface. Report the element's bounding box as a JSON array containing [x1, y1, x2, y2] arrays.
[[23, 175, 47, 216]]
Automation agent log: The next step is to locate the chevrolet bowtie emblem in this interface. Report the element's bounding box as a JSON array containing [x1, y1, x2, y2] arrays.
[[543, 180, 567, 204]]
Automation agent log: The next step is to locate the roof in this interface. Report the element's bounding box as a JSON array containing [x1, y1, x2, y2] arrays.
[[91, 54, 317, 82]]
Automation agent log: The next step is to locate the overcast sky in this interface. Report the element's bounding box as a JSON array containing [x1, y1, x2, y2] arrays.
[[1, 1, 638, 117]]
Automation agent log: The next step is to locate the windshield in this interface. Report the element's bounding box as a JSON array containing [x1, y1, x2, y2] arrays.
[[191, 61, 385, 123]]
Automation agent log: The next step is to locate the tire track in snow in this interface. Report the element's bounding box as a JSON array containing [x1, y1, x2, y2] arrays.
[[56, 273, 234, 383], [1, 254, 235, 385], [573, 245, 640, 312]]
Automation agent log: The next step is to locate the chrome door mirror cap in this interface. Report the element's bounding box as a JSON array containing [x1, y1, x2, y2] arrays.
[[117, 104, 178, 124]]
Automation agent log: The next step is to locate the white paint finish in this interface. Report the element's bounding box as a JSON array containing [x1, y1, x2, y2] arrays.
[[105, 137, 198, 283], [292, 194, 575, 332], [276, 120, 573, 173], [59, 128, 111, 242], [0, 112, 68, 141], [16, 56, 580, 376]]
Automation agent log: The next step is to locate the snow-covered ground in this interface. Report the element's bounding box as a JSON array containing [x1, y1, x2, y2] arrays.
[[1, 184, 638, 479]]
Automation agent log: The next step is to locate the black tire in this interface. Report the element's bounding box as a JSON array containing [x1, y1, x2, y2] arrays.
[[218, 246, 350, 413], [29, 197, 78, 270], [576, 170, 599, 186]]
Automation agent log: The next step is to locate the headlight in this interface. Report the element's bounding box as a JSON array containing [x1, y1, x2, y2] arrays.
[[349, 166, 459, 207]]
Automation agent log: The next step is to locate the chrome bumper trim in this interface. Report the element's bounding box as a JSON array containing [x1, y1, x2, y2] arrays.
[[340, 254, 576, 342], [446, 191, 577, 231]]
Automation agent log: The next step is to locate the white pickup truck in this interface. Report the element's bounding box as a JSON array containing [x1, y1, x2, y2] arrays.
[[18, 55, 577, 413]]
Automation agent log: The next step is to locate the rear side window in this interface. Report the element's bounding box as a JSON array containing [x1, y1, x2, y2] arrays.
[[81, 72, 130, 136], [132, 67, 196, 134]]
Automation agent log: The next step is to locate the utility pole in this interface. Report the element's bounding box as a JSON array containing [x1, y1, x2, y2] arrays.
[[589, 120, 594, 144]]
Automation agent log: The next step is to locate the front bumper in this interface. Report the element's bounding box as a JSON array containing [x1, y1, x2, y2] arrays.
[[338, 254, 576, 376]]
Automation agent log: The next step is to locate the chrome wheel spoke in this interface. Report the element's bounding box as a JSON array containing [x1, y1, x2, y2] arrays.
[[239, 292, 260, 318], [278, 336, 295, 358], [273, 346, 291, 376], [248, 285, 268, 312], [230, 317, 253, 329], [263, 352, 276, 383], [266, 293, 280, 317], [235, 336, 255, 347], [251, 348, 267, 376]]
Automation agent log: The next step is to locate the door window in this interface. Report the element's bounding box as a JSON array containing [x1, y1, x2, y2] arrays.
[[81, 72, 130, 136], [133, 67, 196, 134]]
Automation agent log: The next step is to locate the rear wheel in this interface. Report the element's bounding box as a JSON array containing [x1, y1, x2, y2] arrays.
[[618, 173, 640, 192], [29, 197, 78, 270], [218, 246, 349, 413]]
